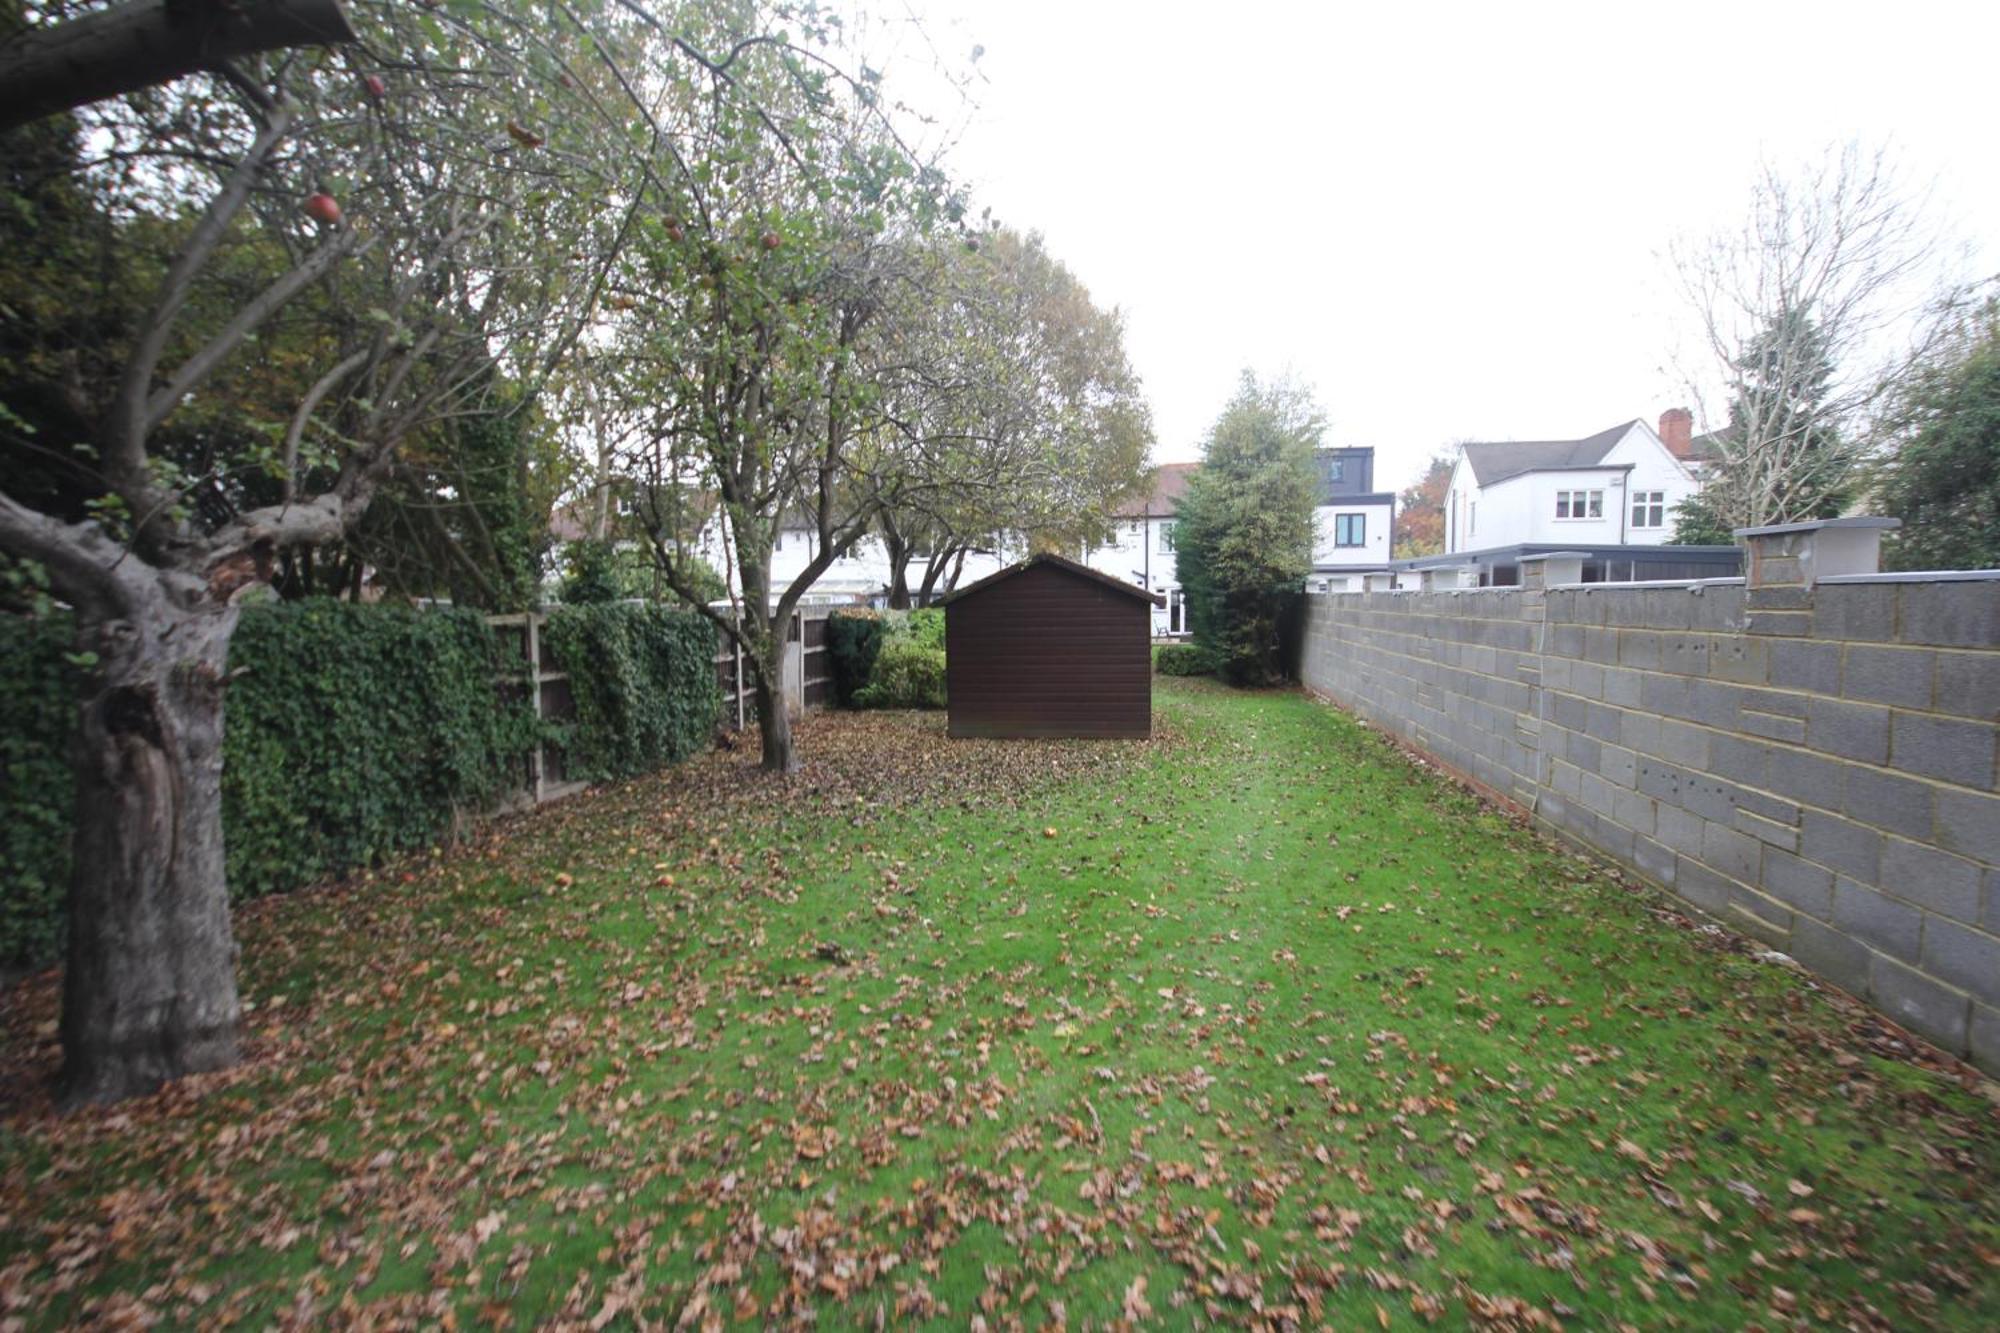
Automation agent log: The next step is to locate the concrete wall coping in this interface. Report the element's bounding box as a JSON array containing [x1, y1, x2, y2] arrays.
[[1734, 516, 1901, 538], [1817, 569, 2000, 585], [1549, 577, 1746, 593], [1518, 551, 1593, 563]]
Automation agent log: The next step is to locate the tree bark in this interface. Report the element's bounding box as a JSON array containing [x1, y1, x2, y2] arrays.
[[879, 517, 911, 609], [751, 661, 795, 773], [730, 541, 798, 773], [0, 0, 357, 134], [60, 592, 243, 1105]]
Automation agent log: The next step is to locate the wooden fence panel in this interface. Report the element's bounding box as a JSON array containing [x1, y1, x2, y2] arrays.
[[485, 612, 586, 807], [711, 608, 832, 729], [491, 607, 833, 801]]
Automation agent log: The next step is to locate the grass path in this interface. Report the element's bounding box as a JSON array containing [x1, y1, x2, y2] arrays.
[[1, 680, 1995, 1329]]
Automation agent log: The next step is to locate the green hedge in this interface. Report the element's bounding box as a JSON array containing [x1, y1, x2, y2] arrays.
[[1154, 642, 1213, 676], [826, 611, 887, 707], [542, 603, 717, 780], [0, 599, 717, 972], [0, 616, 78, 972], [221, 600, 535, 900]]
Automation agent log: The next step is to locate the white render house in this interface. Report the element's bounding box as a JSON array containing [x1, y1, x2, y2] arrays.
[[1081, 462, 1196, 636], [1444, 410, 1710, 555], [1306, 447, 1397, 592]]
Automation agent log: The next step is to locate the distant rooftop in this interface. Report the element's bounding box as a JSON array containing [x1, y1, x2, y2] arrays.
[[1112, 462, 1198, 518], [1459, 421, 1638, 487]]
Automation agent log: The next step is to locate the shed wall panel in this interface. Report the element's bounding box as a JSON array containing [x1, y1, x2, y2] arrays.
[[946, 564, 1153, 738]]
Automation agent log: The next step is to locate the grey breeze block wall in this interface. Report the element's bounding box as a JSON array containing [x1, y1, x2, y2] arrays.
[[1299, 529, 2000, 1073]]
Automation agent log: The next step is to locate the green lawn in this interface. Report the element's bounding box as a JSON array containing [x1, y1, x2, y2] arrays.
[[1, 680, 1995, 1329]]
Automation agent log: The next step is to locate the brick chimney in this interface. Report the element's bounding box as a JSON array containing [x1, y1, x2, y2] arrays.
[[1658, 407, 1693, 459]]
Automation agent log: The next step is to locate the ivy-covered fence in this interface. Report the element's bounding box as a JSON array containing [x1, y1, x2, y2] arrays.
[[0, 599, 718, 974], [541, 603, 717, 780]]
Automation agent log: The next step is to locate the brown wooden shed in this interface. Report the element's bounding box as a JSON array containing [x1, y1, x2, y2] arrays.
[[941, 554, 1165, 739]]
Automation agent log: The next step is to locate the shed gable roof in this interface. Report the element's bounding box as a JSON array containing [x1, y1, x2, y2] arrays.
[[939, 553, 1166, 607]]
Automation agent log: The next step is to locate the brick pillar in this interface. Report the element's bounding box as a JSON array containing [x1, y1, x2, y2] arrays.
[[1735, 517, 1899, 635]]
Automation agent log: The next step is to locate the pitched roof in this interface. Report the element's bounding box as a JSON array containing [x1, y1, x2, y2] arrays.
[[938, 553, 1166, 607], [1683, 431, 1725, 463], [1112, 462, 1198, 518], [1459, 421, 1640, 487]]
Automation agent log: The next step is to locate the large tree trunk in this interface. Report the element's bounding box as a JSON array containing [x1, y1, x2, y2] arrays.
[[751, 660, 796, 773], [60, 594, 243, 1105], [880, 521, 912, 609], [731, 542, 798, 774]]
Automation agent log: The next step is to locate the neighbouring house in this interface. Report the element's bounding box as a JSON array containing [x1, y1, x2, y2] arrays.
[[550, 488, 1012, 609], [1306, 447, 1396, 593], [1079, 462, 1196, 636], [941, 554, 1162, 739], [765, 518, 1011, 608], [1445, 410, 1712, 555], [1083, 449, 1398, 629]]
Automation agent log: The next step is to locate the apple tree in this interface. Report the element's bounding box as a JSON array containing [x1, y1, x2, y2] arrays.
[[0, 0, 850, 1103]]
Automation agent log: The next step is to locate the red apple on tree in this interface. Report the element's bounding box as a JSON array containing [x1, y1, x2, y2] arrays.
[[760, 230, 781, 251], [303, 193, 342, 226], [363, 74, 387, 98]]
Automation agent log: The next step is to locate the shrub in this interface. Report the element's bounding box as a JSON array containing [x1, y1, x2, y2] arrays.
[[853, 639, 947, 709], [1154, 642, 1212, 676], [903, 607, 945, 652], [542, 603, 717, 780], [825, 610, 886, 707]]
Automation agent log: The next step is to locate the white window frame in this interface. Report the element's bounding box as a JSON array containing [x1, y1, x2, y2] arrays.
[[1158, 520, 1176, 554], [1555, 489, 1604, 520], [1630, 490, 1666, 529]]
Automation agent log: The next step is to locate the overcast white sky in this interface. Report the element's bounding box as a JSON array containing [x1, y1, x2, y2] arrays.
[[879, 0, 2000, 492]]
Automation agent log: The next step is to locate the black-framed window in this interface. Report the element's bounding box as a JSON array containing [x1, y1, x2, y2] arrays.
[[1334, 513, 1365, 547]]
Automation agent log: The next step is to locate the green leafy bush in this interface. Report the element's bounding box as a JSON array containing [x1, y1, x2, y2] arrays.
[[853, 639, 947, 709], [0, 601, 537, 969], [825, 610, 886, 707], [903, 607, 945, 652], [1154, 642, 1212, 676], [542, 603, 717, 780]]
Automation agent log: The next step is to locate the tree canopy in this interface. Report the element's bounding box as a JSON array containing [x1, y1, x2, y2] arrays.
[[1394, 453, 1453, 558], [1874, 297, 2000, 571], [1175, 372, 1320, 686], [1671, 145, 1956, 532]]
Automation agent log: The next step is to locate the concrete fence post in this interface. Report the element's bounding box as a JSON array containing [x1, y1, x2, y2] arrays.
[[1518, 551, 1587, 592], [1734, 517, 1899, 635], [1421, 565, 1478, 592]]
